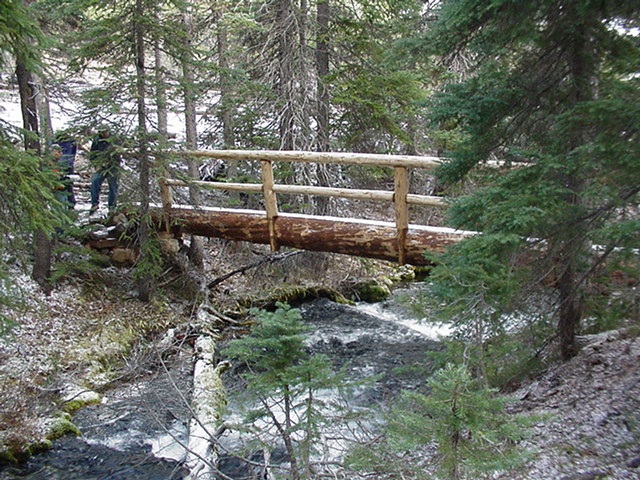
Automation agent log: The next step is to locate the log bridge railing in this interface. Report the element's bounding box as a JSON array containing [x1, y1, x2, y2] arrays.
[[156, 150, 473, 266]]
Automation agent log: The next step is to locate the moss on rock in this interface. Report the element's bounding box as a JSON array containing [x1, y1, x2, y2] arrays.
[[62, 390, 102, 413], [46, 412, 81, 440], [237, 285, 353, 312], [0, 413, 80, 465], [0, 449, 19, 465], [352, 278, 392, 303]]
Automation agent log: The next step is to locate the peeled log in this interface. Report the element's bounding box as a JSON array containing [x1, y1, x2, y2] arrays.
[[156, 205, 474, 265]]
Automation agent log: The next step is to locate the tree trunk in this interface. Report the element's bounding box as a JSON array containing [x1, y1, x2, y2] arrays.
[[181, 8, 205, 268], [313, 0, 334, 215], [135, 0, 153, 301], [16, 56, 39, 153], [556, 9, 598, 359], [159, 206, 470, 265], [282, 390, 301, 480], [297, 0, 312, 146], [215, 2, 241, 209], [32, 71, 53, 142], [277, 0, 295, 150], [32, 229, 52, 295], [154, 34, 168, 137], [17, 55, 51, 294], [557, 262, 583, 359], [216, 6, 235, 150], [315, 0, 329, 152]]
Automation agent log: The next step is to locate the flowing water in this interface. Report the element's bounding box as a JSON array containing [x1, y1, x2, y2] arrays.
[[0, 352, 194, 480], [0, 284, 445, 479], [214, 285, 446, 479]]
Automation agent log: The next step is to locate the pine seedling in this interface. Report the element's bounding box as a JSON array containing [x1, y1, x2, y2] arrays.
[[386, 363, 533, 480]]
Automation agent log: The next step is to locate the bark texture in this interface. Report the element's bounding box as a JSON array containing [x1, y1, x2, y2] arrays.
[[156, 206, 471, 265]]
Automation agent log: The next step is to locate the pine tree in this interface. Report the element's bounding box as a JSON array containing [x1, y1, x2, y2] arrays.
[[0, 1, 69, 298], [61, 0, 186, 300], [348, 364, 532, 480], [175, 2, 207, 267], [221, 303, 350, 480], [394, 364, 530, 479], [424, 0, 640, 359], [329, 0, 430, 154]]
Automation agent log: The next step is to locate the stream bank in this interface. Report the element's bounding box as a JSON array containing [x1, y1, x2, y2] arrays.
[[0, 343, 194, 479], [212, 288, 446, 479]]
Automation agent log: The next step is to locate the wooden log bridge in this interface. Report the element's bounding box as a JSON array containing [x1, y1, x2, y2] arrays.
[[154, 150, 475, 265]]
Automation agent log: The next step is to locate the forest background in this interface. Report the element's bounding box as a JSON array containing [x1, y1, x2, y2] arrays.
[[0, 0, 639, 478]]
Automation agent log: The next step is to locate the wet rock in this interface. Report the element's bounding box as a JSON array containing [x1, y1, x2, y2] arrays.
[[348, 278, 392, 303], [158, 231, 180, 255], [627, 455, 640, 468], [560, 470, 608, 480], [0, 351, 194, 480], [110, 247, 137, 265], [1, 434, 187, 480]]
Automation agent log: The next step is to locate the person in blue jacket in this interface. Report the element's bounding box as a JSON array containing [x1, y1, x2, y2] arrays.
[[89, 127, 121, 214], [52, 130, 78, 209]]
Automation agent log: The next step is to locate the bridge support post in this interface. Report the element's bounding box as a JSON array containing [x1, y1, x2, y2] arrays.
[[261, 160, 280, 251], [394, 166, 409, 264]]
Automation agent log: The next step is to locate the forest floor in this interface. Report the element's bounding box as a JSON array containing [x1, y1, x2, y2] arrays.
[[500, 329, 640, 480], [0, 236, 639, 479]]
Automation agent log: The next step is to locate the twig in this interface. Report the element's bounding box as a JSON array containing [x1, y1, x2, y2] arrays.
[[207, 250, 302, 289], [200, 303, 244, 325]]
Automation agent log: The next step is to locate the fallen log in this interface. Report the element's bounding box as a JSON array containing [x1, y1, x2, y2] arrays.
[[152, 205, 474, 266]]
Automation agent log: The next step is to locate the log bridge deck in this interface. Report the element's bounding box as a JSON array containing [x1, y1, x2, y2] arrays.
[[153, 150, 474, 266]]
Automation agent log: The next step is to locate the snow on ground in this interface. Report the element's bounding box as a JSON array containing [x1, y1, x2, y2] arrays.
[[496, 330, 640, 480]]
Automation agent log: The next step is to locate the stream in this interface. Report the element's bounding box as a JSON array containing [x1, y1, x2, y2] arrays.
[[0, 284, 446, 480]]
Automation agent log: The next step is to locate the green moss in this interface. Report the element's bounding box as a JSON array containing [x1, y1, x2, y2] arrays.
[[0, 434, 45, 464], [0, 413, 79, 465], [412, 265, 432, 281], [47, 413, 81, 440], [62, 392, 102, 413], [80, 325, 138, 385], [353, 278, 392, 303], [238, 285, 353, 311], [389, 265, 417, 283], [26, 439, 53, 456], [0, 449, 19, 465]]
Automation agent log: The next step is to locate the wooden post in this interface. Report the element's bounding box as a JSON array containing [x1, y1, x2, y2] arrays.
[[261, 160, 279, 251], [394, 166, 409, 264]]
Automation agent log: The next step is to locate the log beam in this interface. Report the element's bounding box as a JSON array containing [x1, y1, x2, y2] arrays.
[[180, 149, 442, 170], [156, 205, 474, 266]]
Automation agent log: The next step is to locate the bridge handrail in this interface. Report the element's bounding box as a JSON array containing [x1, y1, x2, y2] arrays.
[[164, 179, 446, 207], [179, 149, 443, 169], [162, 149, 447, 264]]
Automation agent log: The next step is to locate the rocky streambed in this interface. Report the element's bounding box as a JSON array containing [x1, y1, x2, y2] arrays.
[[2, 284, 638, 480], [0, 286, 446, 479]]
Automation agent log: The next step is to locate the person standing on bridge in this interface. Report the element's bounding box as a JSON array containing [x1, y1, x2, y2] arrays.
[[89, 126, 121, 214]]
